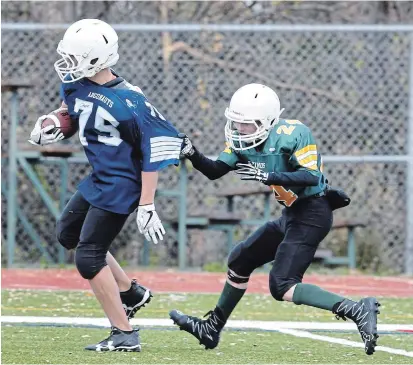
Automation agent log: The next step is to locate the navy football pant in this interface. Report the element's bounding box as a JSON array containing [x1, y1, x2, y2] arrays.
[[228, 195, 333, 300], [56, 191, 129, 279]]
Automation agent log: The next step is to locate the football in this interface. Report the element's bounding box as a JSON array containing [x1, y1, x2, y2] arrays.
[[41, 108, 78, 139]]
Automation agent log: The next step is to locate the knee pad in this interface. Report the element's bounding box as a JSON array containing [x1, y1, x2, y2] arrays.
[[227, 242, 255, 277], [75, 243, 107, 280], [269, 274, 298, 301], [56, 220, 78, 250], [227, 243, 244, 270]]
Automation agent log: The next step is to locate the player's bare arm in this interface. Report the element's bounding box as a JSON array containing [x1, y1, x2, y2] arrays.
[[140, 171, 158, 205], [136, 171, 166, 245]]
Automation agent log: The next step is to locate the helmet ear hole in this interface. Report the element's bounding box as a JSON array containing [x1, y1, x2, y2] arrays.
[[90, 58, 99, 65]]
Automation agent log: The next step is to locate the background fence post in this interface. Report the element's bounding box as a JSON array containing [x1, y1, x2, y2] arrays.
[[178, 161, 188, 270], [58, 159, 69, 264], [6, 89, 19, 267], [406, 33, 413, 275], [4, 83, 32, 267]]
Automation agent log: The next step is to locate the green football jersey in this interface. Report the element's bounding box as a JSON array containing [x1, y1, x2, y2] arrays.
[[218, 119, 327, 207]]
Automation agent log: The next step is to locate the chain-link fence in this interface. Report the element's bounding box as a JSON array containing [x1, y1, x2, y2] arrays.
[[2, 6, 413, 272]]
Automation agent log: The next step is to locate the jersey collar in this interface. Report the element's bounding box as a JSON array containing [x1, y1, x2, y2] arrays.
[[103, 75, 124, 88], [84, 70, 124, 88]]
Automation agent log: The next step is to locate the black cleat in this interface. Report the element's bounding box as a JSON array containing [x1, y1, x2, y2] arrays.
[[120, 279, 152, 319], [334, 297, 381, 355], [85, 327, 141, 352], [169, 308, 226, 350]]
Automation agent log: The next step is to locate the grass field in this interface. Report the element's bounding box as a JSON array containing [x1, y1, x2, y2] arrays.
[[2, 290, 413, 364]]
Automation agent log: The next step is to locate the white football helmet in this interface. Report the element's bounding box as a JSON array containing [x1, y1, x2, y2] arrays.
[[54, 19, 119, 83], [224, 83, 284, 151]]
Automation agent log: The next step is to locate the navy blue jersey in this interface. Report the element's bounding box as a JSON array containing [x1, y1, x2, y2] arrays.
[[60, 74, 181, 214]]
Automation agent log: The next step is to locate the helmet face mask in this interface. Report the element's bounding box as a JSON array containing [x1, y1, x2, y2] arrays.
[[54, 45, 87, 82], [231, 120, 260, 136], [225, 118, 270, 151], [54, 19, 119, 83], [224, 84, 283, 151]]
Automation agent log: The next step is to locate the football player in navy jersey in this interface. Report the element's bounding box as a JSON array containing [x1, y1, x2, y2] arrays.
[[29, 19, 182, 352]]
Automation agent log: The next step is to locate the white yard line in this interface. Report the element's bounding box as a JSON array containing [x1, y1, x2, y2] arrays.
[[1, 316, 412, 332], [278, 328, 413, 358], [2, 316, 413, 358]]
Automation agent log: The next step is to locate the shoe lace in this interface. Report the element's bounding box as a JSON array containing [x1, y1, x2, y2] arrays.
[[334, 300, 358, 321], [203, 310, 221, 334], [185, 311, 221, 340], [100, 327, 117, 343], [130, 279, 139, 289], [203, 310, 214, 318], [335, 314, 347, 321], [335, 301, 370, 330]]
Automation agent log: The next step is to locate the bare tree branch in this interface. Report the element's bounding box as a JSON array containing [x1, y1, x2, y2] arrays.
[[192, 2, 215, 22], [392, 1, 403, 22], [166, 40, 386, 121], [95, 1, 112, 21]]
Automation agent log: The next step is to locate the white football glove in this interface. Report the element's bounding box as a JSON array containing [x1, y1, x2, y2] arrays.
[[136, 204, 166, 244], [28, 114, 65, 146]]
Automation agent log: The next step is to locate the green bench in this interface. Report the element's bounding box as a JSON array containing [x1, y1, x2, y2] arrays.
[[3, 82, 364, 269], [181, 186, 366, 270], [7, 148, 364, 269], [323, 219, 367, 269]]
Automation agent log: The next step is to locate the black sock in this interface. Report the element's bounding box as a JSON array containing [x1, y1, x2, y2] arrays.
[[214, 306, 226, 322]]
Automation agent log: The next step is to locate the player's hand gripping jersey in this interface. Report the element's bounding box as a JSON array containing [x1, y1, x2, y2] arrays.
[[61, 75, 181, 214], [218, 119, 327, 207]]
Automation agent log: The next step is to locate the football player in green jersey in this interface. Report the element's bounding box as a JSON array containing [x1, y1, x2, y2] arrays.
[[170, 84, 380, 355]]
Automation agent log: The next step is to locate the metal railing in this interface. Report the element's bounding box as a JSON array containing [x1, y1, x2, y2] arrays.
[[2, 23, 412, 273]]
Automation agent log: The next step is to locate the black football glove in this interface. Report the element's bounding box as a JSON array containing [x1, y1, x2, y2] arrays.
[[178, 133, 195, 157]]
